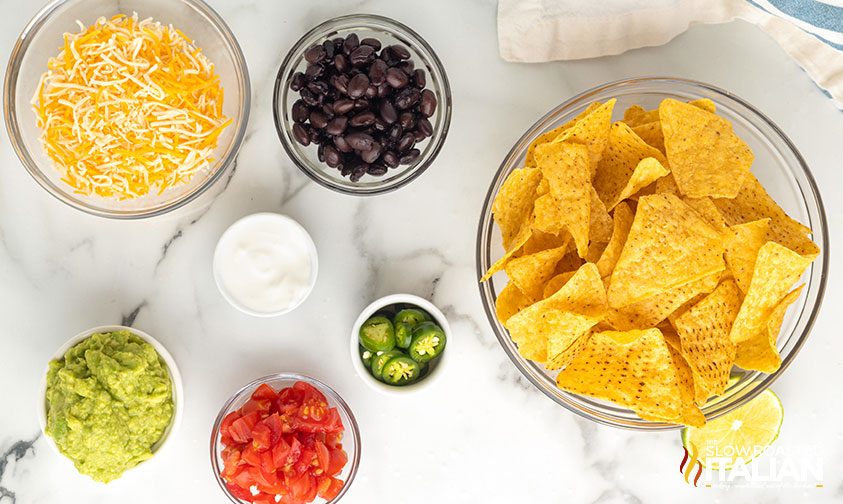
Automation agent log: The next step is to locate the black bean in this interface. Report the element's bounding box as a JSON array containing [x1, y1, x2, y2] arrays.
[[292, 123, 310, 146], [300, 88, 319, 106], [290, 72, 305, 91], [307, 80, 329, 96], [379, 100, 397, 124], [341, 162, 353, 177], [413, 130, 427, 142], [377, 83, 390, 98], [399, 112, 416, 130], [382, 151, 399, 168], [350, 111, 376, 127], [333, 37, 344, 50], [387, 123, 403, 141], [350, 162, 368, 182], [381, 47, 399, 66], [390, 44, 411, 60], [361, 37, 382, 51], [291, 100, 309, 123], [417, 117, 433, 137], [386, 67, 409, 89], [400, 148, 420, 164], [308, 127, 321, 144], [343, 33, 359, 55], [304, 44, 326, 64], [361, 143, 382, 164], [350, 45, 375, 66], [333, 99, 354, 115], [325, 116, 348, 136], [317, 143, 325, 162], [334, 54, 349, 73], [398, 132, 415, 152], [345, 132, 375, 151], [369, 59, 387, 85], [321, 103, 335, 117], [323, 40, 335, 59], [334, 135, 353, 153], [398, 60, 414, 75], [309, 110, 329, 129], [347, 74, 369, 99], [330, 74, 349, 95], [305, 63, 323, 79], [373, 118, 388, 132], [394, 88, 420, 109], [365, 85, 378, 99], [413, 69, 426, 88], [353, 99, 369, 111], [367, 163, 388, 176], [419, 89, 437, 117], [324, 145, 341, 167]]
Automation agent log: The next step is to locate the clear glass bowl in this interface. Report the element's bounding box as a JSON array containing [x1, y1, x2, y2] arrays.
[[476, 77, 829, 430], [4, 0, 250, 219], [210, 373, 361, 503], [273, 14, 452, 195]]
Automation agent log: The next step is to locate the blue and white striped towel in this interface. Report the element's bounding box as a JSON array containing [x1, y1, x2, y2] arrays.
[[498, 0, 843, 108]]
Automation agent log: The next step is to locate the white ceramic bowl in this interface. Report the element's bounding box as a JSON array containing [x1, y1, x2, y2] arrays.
[[37, 325, 184, 478], [213, 213, 319, 317], [350, 294, 450, 395]]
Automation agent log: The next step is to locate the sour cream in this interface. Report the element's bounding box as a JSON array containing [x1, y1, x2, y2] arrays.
[[214, 213, 318, 316]]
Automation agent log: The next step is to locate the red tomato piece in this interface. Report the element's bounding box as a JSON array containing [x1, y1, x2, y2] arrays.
[[287, 472, 314, 502], [242, 398, 272, 416], [252, 422, 272, 451], [230, 416, 254, 444], [326, 447, 347, 477], [286, 436, 303, 467], [226, 480, 253, 501], [231, 466, 254, 489], [320, 478, 344, 500], [278, 386, 304, 406], [263, 413, 284, 445], [293, 381, 328, 404], [271, 436, 292, 469], [314, 441, 329, 472], [241, 443, 262, 468], [221, 447, 241, 479], [221, 411, 241, 436], [293, 447, 315, 476], [252, 383, 279, 401]]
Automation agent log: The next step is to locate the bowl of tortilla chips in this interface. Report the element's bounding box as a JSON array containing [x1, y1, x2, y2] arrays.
[[477, 77, 827, 430]]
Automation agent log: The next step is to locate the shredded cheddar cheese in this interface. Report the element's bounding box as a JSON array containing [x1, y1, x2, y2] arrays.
[[31, 14, 231, 199]]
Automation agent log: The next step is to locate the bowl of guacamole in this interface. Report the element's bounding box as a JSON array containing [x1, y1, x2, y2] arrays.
[[38, 326, 183, 483]]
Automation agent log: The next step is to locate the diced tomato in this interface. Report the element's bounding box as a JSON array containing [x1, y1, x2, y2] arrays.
[[293, 381, 328, 404], [286, 436, 302, 467], [278, 386, 304, 406], [254, 461, 280, 490], [271, 436, 292, 468], [293, 447, 315, 476], [263, 413, 284, 445], [319, 478, 344, 500], [226, 480, 253, 501], [242, 398, 272, 416], [221, 411, 241, 437], [252, 422, 272, 451], [241, 443, 262, 467], [229, 417, 253, 444], [253, 383, 279, 401], [287, 472, 314, 502], [260, 450, 276, 475], [252, 492, 276, 504], [314, 441, 329, 471], [326, 447, 347, 477], [231, 466, 254, 489], [325, 431, 343, 449], [221, 447, 242, 479]]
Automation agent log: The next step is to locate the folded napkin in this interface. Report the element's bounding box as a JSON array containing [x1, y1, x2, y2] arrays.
[[498, 0, 843, 108]]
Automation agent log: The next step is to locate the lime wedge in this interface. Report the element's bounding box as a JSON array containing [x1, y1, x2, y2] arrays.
[[681, 389, 783, 470]]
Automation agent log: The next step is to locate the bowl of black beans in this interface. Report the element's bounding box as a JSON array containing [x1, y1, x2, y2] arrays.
[[274, 14, 452, 195]]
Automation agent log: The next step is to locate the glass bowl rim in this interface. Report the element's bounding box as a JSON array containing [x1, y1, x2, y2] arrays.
[[209, 372, 362, 503], [272, 13, 452, 196], [3, 0, 252, 219], [475, 76, 830, 431]]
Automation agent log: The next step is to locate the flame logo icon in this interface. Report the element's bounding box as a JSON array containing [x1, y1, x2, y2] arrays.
[[679, 442, 703, 486]]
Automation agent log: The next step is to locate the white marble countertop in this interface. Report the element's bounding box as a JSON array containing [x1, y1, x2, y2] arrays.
[[1, 1, 842, 503]]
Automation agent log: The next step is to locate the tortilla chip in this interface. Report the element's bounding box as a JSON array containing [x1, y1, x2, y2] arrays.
[[672, 279, 742, 402], [505, 245, 570, 302], [520, 228, 569, 257], [589, 185, 614, 244], [505, 263, 606, 365], [542, 270, 577, 299], [555, 328, 686, 422], [525, 102, 602, 167], [683, 197, 727, 231], [712, 172, 817, 256], [624, 98, 715, 129], [631, 121, 665, 154], [482, 223, 533, 281], [730, 242, 813, 372], [492, 167, 543, 251], [554, 99, 616, 172], [660, 98, 753, 199], [495, 283, 532, 325], [595, 202, 635, 278], [724, 219, 771, 294], [735, 286, 803, 373], [664, 343, 707, 426], [608, 194, 726, 308]]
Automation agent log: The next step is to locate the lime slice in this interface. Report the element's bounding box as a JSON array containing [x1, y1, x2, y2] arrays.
[[681, 389, 783, 470]]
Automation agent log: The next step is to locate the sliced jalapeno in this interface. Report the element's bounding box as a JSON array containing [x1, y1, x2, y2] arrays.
[[380, 356, 421, 385], [408, 322, 446, 364], [359, 346, 374, 369], [359, 315, 395, 352], [394, 322, 413, 349], [394, 308, 429, 327], [371, 350, 403, 380]]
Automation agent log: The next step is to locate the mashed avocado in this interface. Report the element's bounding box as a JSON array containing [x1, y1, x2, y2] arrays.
[[45, 330, 174, 482]]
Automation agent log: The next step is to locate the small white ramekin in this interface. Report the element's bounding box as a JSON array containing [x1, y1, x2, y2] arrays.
[[350, 294, 450, 395], [37, 325, 184, 479], [213, 212, 319, 317]]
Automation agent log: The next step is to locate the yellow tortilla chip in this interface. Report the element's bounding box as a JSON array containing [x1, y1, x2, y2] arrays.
[[555, 328, 686, 423], [595, 202, 635, 278], [525, 102, 602, 167], [664, 343, 707, 426], [712, 172, 817, 256], [683, 196, 727, 231], [672, 279, 742, 402], [730, 242, 813, 372], [608, 194, 726, 308], [505, 263, 606, 365], [724, 219, 771, 294], [624, 98, 715, 128], [660, 98, 753, 199], [505, 245, 569, 301], [554, 99, 616, 172], [735, 286, 803, 373], [631, 121, 665, 154], [520, 228, 569, 256], [495, 283, 532, 325], [589, 184, 614, 245], [534, 142, 591, 257], [542, 270, 577, 299], [491, 167, 543, 251], [481, 223, 533, 281]]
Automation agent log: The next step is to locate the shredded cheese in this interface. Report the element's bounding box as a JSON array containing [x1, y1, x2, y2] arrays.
[[31, 13, 232, 199]]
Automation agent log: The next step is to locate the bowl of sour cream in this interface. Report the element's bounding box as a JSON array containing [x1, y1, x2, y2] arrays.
[[213, 213, 318, 317]]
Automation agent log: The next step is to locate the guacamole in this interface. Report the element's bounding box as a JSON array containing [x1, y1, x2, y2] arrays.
[[45, 330, 174, 482]]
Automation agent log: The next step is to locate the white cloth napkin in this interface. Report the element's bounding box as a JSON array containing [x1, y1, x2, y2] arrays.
[[498, 0, 843, 108]]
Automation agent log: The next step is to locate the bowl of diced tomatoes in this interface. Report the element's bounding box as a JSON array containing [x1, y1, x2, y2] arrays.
[[210, 373, 361, 504]]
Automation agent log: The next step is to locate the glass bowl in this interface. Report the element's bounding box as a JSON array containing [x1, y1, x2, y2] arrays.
[[210, 373, 361, 503], [476, 77, 828, 431], [4, 0, 250, 219], [273, 14, 452, 196]]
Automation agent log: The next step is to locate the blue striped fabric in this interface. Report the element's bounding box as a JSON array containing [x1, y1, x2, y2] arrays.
[[748, 0, 843, 51]]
